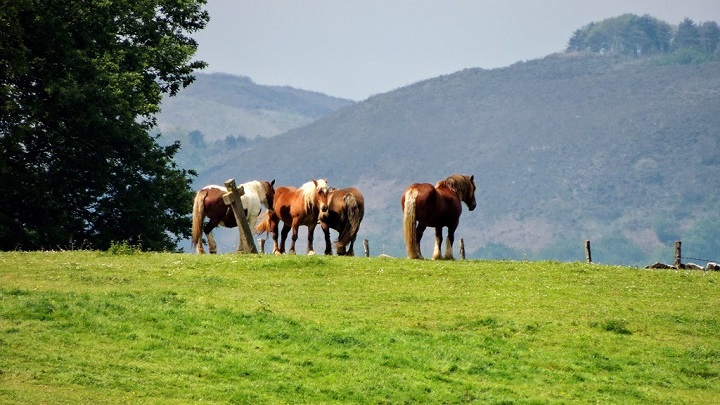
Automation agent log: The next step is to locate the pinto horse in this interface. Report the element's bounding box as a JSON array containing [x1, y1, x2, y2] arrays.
[[192, 180, 275, 254], [401, 174, 477, 260], [255, 179, 329, 255], [320, 187, 365, 256]]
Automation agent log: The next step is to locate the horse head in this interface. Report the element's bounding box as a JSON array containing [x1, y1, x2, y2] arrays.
[[263, 179, 276, 212], [465, 175, 477, 211], [313, 179, 330, 215], [446, 174, 477, 211]]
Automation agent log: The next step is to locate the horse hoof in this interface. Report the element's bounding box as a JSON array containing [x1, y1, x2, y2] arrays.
[[307, 250, 316, 256]]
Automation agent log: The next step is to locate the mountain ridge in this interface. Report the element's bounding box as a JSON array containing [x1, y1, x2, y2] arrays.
[[185, 52, 720, 264], [157, 72, 354, 141]]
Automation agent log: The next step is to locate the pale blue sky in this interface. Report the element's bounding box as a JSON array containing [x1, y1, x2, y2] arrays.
[[193, 0, 720, 100]]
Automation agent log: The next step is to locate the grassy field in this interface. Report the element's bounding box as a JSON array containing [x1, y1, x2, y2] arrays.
[[1, 251, 718, 404]]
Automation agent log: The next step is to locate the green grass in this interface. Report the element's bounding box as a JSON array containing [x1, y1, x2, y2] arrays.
[[1, 251, 719, 404]]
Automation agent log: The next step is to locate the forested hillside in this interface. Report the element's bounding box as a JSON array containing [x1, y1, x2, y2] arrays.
[[177, 15, 720, 265], [157, 73, 354, 142], [185, 53, 720, 265]]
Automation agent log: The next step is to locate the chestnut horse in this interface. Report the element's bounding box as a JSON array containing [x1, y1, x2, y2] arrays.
[[255, 179, 329, 255], [401, 174, 477, 260], [192, 180, 275, 254], [320, 187, 365, 256]]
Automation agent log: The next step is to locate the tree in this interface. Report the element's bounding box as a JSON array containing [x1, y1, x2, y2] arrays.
[[0, 0, 209, 251], [673, 18, 701, 50], [699, 21, 720, 55]]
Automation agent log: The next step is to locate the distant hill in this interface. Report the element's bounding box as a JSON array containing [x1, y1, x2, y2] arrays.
[[156, 73, 354, 141], [187, 53, 720, 265]]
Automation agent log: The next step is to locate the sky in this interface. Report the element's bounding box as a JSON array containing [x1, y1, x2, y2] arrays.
[[192, 0, 720, 101]]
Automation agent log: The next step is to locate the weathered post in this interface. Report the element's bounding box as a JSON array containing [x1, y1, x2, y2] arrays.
[[258, 238, 266, 254], [222, 178, 258, 254], [585, 240, 592, 264], [674, 241, 682, 268], [363, 239, 369, 257], [459, 238, 466, 260]]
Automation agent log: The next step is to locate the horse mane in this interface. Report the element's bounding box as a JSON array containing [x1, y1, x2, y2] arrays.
[[300, 179, 327, 211], [437, 174, 473, 200]]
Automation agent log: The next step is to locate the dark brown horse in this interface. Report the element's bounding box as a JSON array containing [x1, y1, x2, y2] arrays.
[[255, 179, 329, 255], [320, 187, 365, 256], [192, 180, 275, 254], [401, 174, 477, 260]]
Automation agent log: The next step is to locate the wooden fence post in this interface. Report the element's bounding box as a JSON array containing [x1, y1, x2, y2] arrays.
[[674, 241, 682, 268], [258, 238, 265, 254], [459, 238, 466, 260], [363, 239, 369, 257], [585, 240, 592, 264], [222, 178, 258, 254]]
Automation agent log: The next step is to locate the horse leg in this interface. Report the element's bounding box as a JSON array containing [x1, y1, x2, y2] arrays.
[[207, 232, 218, 254], [203, 221, 221, 254], [347, 235, 356, 256], [288, 221, 300, 255], [444, 226, 457, 260], [306, 223, 317, 255], [321, 223, 333, 255], [279, 222, 291, 254], [336, 242, 346, 256], [416, 224, 426, 260], [271, 219, 282, 255], [432, 227, 443, 260]]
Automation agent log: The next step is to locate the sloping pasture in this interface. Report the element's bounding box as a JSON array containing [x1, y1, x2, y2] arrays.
[[1, 252, 718, 403]]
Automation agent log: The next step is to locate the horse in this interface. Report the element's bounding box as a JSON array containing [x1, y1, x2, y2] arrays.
[[401, 174, 477, 260], [191, 180, 275, 254], [255, 179, 329, 255], [320, 187, 365, 256]]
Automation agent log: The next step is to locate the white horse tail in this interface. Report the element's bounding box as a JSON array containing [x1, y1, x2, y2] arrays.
[[403, 188, 421, 259], [191, 189, 208, 252]]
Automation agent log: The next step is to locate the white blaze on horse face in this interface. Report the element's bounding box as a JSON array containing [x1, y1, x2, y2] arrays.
[[315, 179, 329, 213]]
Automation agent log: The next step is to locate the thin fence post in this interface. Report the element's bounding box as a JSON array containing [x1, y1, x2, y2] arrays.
[[675, 241, 682, 268], [258, 238, 265, 254], [363, 239, 369, 257], [459, 238, 466, 260], [585, 240, 592, 264]]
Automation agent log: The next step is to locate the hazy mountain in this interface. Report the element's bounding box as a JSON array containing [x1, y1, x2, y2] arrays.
[[186, 53, 720, 265], [156, 73, 354, 141]]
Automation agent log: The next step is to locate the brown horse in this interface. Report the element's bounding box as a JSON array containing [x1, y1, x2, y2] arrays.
[[401, 174, 477, 260], [255, 179, 329, 255], [192, 180, 275, 254], [320, 187, 365, 256]]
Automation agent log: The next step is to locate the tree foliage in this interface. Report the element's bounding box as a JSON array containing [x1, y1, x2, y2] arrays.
[[567, 14, 720, 60], [0, 0, 209, 251]]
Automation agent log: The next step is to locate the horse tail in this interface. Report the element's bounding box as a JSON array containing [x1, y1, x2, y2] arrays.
[[254, 211, 270, 235], [337, 194, 362, 248], [191, 189, 208, 250], [403, 188, 421, 259]]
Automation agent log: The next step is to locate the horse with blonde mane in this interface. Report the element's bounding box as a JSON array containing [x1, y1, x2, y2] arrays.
[[401, 174, 477, 260], [192, 180, 275, 254], [320, 187, 365, 256], [255, 179, 329, 255]]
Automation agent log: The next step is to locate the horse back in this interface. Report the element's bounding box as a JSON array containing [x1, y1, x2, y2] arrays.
[[405, 183, 461, 226], [273, 186, 316, 224]]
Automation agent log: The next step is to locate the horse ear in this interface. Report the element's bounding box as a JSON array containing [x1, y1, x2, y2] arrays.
[[271, 179, 275, 186], [470, 175, 474, 181]]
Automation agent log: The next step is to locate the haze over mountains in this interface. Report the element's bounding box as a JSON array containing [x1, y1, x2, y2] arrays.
[[157, 73, 354, 141], [163, 16, 720, 266]]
